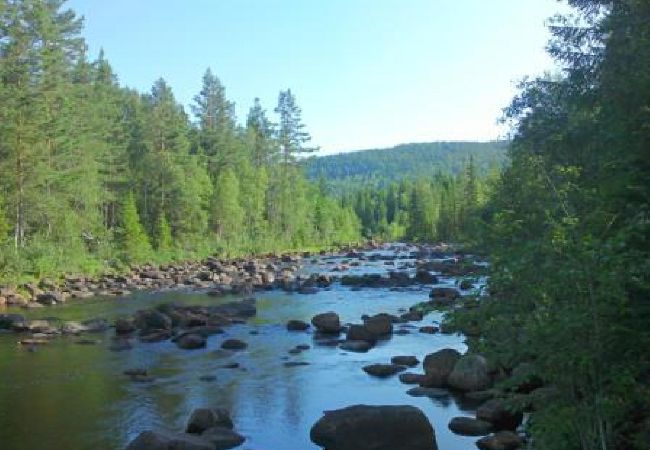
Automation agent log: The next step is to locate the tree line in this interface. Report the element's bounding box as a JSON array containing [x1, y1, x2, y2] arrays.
[[0, 0, 360, 281], [340, 156, 499, 243], [450, 1, 650, 449], [304, 140, 506, 194]]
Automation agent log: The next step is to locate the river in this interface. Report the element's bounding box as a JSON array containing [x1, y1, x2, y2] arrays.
[[0, 244, 483, 450]]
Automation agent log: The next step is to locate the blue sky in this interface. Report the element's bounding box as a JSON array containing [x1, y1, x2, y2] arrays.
[[67, 0, 568, 155]]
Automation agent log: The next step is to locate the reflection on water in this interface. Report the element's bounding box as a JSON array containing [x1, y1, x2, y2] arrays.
[[0, 251, 480, 450]]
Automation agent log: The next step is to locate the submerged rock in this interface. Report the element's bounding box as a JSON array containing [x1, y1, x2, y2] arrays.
[[186, 408, 233, 434], [362, 363, 406, 378], [286, 319, 310, 331], [125, 429, 213, 450], [176, 333, 207, 350], [310, 404, 437, 450], [220, 339, 247, 350], [391, 356, 419, 367]]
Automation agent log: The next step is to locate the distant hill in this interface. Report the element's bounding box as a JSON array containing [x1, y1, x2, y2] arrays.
[[303, 141, 508, 189]]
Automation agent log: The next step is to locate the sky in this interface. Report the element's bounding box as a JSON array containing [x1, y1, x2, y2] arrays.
[[67, 0, 568, 155]]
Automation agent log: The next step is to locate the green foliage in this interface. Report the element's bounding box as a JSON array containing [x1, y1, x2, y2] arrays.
[[449, 2, 650, 449], [0, 1, 361, 280], [119, 193, 152, 263]]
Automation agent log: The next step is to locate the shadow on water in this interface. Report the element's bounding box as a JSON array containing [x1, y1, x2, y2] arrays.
[[0, 247, 480, 450]]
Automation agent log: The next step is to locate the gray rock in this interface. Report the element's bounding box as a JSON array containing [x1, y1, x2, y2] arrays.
[[310, 404, 437, 450], [362, 364, 406, 378], [346, 324, 376, 343], [311, 312, 341, 334], [447, 354, 491, 392], [422, 348, 461, 387], [363, 314, 393, 337]]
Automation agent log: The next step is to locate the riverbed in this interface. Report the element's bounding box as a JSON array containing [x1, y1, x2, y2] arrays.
[[0, 245, 483, 450]]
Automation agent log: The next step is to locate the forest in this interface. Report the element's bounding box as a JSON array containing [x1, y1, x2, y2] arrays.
[[0, 0, 361, 282], [303, 140, 506, 192]]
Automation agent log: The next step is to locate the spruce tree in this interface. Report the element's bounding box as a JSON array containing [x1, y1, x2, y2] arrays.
[[120, 192, 152, 263]]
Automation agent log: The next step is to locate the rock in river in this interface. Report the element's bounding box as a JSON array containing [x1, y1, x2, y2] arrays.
[[310, 404, 437, 450], [286, 319, 310, 331], [447, 354, 491, 392], [391, 355, 419, 367], [362, 363, 406, 378], [448, 417, 493, 436], [422, 348, 461, 387], [220, 339, 247, 350], [125, 429, 214, 450], [176, 333, 207, 350], [186, 408, 233, 433], [476, 399, 523, 431], [311, 312, 341, 334]]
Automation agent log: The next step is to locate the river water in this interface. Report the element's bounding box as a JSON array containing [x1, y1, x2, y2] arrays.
[[0, 246, 482, 450]]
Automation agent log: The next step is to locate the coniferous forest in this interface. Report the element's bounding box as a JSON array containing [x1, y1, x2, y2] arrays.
[[0, 1, 648, 450], [0, 0, 361, 281]]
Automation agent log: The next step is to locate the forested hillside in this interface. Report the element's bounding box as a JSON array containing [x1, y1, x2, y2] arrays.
[[304, 141, 507, 190], [0, 1, 360, 281]]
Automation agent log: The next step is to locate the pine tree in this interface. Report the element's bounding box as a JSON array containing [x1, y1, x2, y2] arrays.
[[274, 89, 317, 166], [211, 169, 244, 245], [191, 68, 238, 177], [154, 213, 172, 253], [246, 97, 276, 168]]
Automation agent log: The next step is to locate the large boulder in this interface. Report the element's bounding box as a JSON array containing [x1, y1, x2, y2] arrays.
[[125, 429, 214, 450], [346, 324, 376, 343], [186, 408, 233, 434], [310, 404, 437, 450], [447, 354, 492, 392], [363, 314, 393, 337], [422, 349, 461, 387], [476, 399, 523, 431], [311, 312, 341, 334], [339, 340, 373, 353]]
